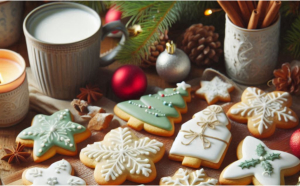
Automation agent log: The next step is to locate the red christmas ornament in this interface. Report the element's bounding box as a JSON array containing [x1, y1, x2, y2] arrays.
[[111, 65, 147, 100], [290, 129, 300, 158], [105, 7, 122, 34]]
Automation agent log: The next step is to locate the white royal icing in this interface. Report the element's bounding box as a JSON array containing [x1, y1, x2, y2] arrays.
[[223, 136, 300, 185], [25, 159, 86, 186], [81, 127, 163, 182], [196, 77, 233, 103], [161, 168, 218, 186], [176, 81, 191, 91], [170, 105, 231, 163], [230, 87, 297, 134]]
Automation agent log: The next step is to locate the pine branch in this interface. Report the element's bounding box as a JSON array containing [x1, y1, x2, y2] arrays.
[[77, 1, 106, 14], [285, 16, 300, 59], [114, 1, 179, 64]]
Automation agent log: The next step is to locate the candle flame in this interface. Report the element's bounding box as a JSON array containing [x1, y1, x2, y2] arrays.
[[204, 9, 213, 16], [0, 73, 3, 84], [204, 8, 223, 16]]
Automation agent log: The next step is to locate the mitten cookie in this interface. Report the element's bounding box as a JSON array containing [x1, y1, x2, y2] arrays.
[[169, 105, 231, 169], [195, 76, 234, 105], [22, 159, 86, 185], [16, 109, 91, 162], [80, 127, 165, 185], [114, 81, 191, 136], [227, 87, 298, 138], [219, 136, 300, 185], [160, 168, 218, 186]]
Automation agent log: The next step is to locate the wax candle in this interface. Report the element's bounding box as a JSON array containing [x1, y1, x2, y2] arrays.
[[0, 50, 26, 93], [0, 49, 29, 127]]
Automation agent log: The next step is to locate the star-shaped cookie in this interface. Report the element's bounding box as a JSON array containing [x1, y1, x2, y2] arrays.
[[219, 136, 300, 185], [22, 159, 86, 186], [227, 87, 298, 138], [16, 109, 91, 162], [176, 81, 191, 90], [196, 77, 234, 105], [80, 127, 165, 185], [160, 168, 218, 186]]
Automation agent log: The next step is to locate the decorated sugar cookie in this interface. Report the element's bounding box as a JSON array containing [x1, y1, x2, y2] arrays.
[[22, 159, 86, 186], [169, 105, 231, 169], [160, 168, 218, 186], [227, 87, 298, 138], [195, 76, 234, 105], [219, 136, 300, 185], [114, 81, 191, 136], [16, 109, 91, 162], [80, 127, 165, 185]]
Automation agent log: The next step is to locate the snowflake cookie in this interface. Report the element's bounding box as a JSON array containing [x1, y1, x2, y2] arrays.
[[80, 127, 165, 185], [195, 76, 234, 105], [169, 105, 231, 169], [219, 136, 300, 185], [16, 109, 91, 162], [160, 168, 218, 186], [114, 81, 191, 137], [227, 87, 298, 138], [22, 159, 86, 186]]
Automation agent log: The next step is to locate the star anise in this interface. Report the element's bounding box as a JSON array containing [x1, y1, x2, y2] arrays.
[[77, 84, 103, 104], [1, 142, 31, 164], [272, 63, 300, 95]]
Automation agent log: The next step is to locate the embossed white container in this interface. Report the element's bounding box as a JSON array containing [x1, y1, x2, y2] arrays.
[[23, 2, 128, 99], [0, 1, 23, 47], [0, 50, 29, 127], [224, 14, 280, 85]]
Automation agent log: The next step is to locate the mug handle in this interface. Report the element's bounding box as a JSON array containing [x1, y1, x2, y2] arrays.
[[99, 20, 128, 67]]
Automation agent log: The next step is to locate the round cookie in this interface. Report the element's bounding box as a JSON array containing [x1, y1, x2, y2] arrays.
[[80, 127, 165, 185], [227, 87, 298, 138], [219, 136, 300, 185], [22, 159, 86, 185], [16, 109, 91, 162]]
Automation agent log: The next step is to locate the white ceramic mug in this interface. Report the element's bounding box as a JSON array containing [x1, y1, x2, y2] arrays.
[[224, 14, 280, 85], [23, 2, 128, 99]]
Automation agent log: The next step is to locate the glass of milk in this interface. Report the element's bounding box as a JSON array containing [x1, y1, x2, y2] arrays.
[[23, 2, 128, 99]]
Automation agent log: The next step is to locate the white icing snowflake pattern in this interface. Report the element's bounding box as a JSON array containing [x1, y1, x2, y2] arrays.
[[196, 77, 233, 103], [81, 127, 163, 182], [161, 168, 218, 186], [230, 87, 297, 134], [25, 159, 86, 186]]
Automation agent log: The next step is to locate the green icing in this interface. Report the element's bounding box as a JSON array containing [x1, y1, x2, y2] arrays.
[[17, 109, 86, 157], [117, 87, 189, 131]]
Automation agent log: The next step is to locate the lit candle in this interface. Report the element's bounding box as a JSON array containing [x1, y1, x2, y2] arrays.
[[0, 49, 29, 127], [0, 50, 26, 93]]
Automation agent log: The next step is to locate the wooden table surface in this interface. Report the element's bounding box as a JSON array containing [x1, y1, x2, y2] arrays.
[[0, 1, 297, 184]]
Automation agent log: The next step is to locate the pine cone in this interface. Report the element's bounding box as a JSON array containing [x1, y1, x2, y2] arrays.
[[272, 63, 300, 94], [181, 24, 222, 66], [141, 30, 169, 68]]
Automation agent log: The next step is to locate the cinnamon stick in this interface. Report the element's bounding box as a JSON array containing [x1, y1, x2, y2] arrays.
[[257, 0, 270, 28], [248, 9, 259, 29], [217, 1, 245, 28], [261, 1, 281, 28], [246, 1, 255, 12], [238, 1, 251, 24]]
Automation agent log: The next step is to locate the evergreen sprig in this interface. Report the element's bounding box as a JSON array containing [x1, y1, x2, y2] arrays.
[[285, 16, 300, 59]]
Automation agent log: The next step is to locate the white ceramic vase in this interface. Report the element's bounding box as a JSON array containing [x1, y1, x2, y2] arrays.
[[224, 14, 280, 85]]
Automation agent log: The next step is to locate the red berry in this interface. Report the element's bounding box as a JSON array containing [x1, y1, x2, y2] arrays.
[[148, 106, 151, 109], [161, 94, 165, 97]]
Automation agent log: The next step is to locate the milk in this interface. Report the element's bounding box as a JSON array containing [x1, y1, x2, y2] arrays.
[[28, 8, 100, 44]]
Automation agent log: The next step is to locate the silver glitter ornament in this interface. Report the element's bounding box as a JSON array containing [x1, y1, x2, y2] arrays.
[[156, 41, 191, 83]]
